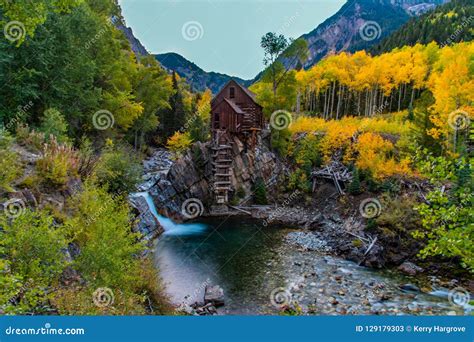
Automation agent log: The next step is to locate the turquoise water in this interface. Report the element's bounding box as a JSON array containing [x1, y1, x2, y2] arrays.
[[131, 192, 469, 315]]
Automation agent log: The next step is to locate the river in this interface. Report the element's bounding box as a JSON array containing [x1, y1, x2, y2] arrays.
[[153, 216, 469, 315]]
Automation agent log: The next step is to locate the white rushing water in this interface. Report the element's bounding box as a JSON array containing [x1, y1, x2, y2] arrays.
[[131, 192, 207, 236]]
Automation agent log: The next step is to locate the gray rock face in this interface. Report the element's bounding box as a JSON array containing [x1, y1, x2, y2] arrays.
[[128, 195, 164, 241], [204, 285, 225, 307], [146, 136, 285, 220]]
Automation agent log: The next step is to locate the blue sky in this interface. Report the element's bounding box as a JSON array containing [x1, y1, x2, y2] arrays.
[[118, 0, 346, 79]]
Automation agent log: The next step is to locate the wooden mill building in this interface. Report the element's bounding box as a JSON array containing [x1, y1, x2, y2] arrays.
[[210, 80, 264, 204]]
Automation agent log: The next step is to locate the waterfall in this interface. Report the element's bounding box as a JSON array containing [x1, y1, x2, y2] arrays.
[[131, 192, 207, 236]]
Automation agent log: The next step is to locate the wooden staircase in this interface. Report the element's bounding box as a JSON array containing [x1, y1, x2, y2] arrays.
[[212, 130, 233, 204]]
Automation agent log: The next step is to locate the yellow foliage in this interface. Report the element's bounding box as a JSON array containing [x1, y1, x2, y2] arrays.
[[166, 131, 193, 154]]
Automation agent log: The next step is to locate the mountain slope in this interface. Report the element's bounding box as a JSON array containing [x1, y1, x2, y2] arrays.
[[371, 0, 473, 54], [116, 24, 148, 57], [285, 0, 449, 69], [155, 53, 252, 94]]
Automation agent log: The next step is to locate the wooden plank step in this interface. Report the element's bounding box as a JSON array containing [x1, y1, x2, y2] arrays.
[[215, 181, 231, 185], [215, 173, 231, 176], [211, 145, 232, 150]]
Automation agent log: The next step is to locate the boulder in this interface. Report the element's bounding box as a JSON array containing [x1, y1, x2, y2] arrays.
[[204, 285, 225, 307], [397, 261, 424, 276]]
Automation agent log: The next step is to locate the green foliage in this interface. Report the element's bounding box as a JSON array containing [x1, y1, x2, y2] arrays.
[[291, 134, 322, 172], [409, 91, 442, 154], [39, 108, 69, 144], [0, 131, 23, 192], [372, 0, 474, 54], [236, 187, 246, 199], [288, 169, 311, 193], [253, 178, 268, 205], [0, 0, 83, 45], [0, 209, 68, 314], [348, 167, 362, 195], [414, 188, 473, 271], [130, 56, 172, 149], [413, 153, 473, 271], [0, 0, 174, 144], [94, 145, 142, 194], [160, 73, 187, 139], [66, 184, 143, 287], [271, 128, 292, 157]]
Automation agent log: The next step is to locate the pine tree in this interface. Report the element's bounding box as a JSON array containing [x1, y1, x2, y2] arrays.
[[161, 73, 186, 139], [348, 167, 362, 195], [253, 178, 268, 205]]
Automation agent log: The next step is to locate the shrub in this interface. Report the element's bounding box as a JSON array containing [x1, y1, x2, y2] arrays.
[[0, 210, 68, 314], [166, 131, 192, 156], [288, 169, 311, 193], [414, 188, 473, 271], [94, 145, 142, 194], [36, 136, 80, 187], [55, 184, 172, 314], [0, 131, 23, 192]]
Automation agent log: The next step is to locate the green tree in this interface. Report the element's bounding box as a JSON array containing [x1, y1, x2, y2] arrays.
[[94, 145, 143, 194], [39, 108, 69, 143], [160, 72, 186, 139], [0, 130, 23, 192], [260, 33, 307, 110], [0, 0, 83, 45], [253, 178, 268, 204], [131, 56, 172, 149], [348, 167, 362, 195]]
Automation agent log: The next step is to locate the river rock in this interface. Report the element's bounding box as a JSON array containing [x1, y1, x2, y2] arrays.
[[129, 195, 164, 241], [399, 284, 420, 293], [397, 261, 424, 275], [204, 285, 225, 307]]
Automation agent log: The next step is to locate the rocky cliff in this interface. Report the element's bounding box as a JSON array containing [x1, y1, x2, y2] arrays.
[[140, 134, 286, 220]]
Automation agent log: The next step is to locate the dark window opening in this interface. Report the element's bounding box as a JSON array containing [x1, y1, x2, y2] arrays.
[[229, 87, 235, 99]]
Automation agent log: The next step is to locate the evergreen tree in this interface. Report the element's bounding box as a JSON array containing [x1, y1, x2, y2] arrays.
[[253, 178, 268, 205], [348, 167, 362, 195], [161, 73, 186, 139]]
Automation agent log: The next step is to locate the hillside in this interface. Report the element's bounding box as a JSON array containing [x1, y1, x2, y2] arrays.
[[372, 0, 473, 54], [282, 0, 449, 69], [155, 53, 252, 94]]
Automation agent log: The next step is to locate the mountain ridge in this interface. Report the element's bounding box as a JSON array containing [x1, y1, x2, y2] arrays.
[[283, 0, 450, 69], [154, 52, 253, 94]]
